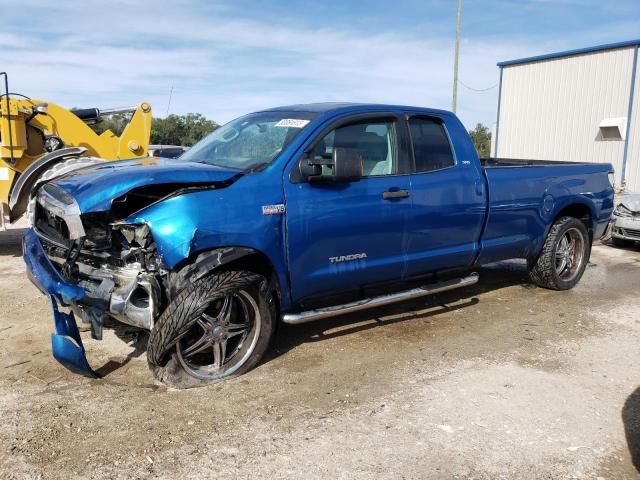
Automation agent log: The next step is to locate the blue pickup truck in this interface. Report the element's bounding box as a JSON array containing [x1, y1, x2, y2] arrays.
[[23, 103, 614, 388]]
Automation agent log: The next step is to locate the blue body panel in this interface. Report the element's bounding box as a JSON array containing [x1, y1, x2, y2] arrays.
[[478, 164, 614, 264], [125, 171, 293, 307], [403, 110, 487, 276], [24, 102, 615, 332], [284, 171, 413, 301]]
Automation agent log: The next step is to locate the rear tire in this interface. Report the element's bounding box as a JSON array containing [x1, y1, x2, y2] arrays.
[[27, 156, 105, 224], [147, 270, 276, 389], [529, 216, 591, 290]]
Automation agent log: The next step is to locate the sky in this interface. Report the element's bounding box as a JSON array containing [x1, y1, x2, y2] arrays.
[[1, 0, 639, 130]]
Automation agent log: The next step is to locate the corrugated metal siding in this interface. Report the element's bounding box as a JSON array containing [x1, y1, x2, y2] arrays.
[[496, 47, 636, 188], [625, 51, 640, 192]]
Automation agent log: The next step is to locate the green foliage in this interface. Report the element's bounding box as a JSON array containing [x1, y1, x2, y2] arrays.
[[90, 112, 218, 146], [91, 113, 130, 136], [150, 113, 218, 146], [469, 123, 492, 158]]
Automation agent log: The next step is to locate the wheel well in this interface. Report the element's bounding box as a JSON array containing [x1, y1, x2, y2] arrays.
[[207, 251, 283, 325], [222, 252, 273, 277], [170, 248, 282, 308], [555, 204, 593, 241]]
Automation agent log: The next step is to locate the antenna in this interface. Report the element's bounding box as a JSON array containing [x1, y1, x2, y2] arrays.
[[166, 85, 174, 117]]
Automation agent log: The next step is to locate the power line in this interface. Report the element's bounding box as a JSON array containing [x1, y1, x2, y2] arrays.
[[457, 79, 499, 92]]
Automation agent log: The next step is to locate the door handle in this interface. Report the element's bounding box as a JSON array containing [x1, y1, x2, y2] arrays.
[[382, 189, 410, 200]]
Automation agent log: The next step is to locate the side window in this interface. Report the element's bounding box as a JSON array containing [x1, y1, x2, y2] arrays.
[[408, 117, 455, 173], [312, 120, 397, 177]]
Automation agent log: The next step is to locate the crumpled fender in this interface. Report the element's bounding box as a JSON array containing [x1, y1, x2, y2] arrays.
[[167, 246, 256, 299]]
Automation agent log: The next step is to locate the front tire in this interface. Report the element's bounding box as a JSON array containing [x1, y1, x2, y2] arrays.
[[529, 216, 591, 290], [147, 271, 276, 389]]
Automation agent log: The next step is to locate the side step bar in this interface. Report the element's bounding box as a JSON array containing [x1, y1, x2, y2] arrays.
[[282, 272, 479, 325]]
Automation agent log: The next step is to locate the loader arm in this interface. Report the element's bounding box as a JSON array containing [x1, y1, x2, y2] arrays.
[[0, 92, 152, 222]]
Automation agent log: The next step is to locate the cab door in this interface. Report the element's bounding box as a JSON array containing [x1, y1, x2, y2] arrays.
[[284, 114, 412, 304], [404, 115, 486, 276]]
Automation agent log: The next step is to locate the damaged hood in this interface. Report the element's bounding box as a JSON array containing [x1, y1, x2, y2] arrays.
[[618, 194, 640, 212], [50, 157, 241, 213]]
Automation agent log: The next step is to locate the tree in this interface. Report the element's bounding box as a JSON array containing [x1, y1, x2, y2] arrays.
[[469, 123, 492, 158], [150, 113, 218, 146], [91, 113, 131, 136], [89, 112, 218, 146]]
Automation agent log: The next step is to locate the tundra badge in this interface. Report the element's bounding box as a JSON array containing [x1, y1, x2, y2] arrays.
[[329, 253, 367, 263]]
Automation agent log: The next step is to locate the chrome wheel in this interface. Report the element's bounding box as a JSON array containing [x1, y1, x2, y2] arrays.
[[554, 227, 586, 281], [176, 290, 261, 380]]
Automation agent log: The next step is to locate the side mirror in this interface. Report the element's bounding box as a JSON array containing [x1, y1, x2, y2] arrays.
[[331, 147, 362, 182], [299, 147, 362, 183]]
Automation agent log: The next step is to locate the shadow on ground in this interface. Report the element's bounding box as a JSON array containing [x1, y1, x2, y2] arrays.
[[267, 259, 532, 362], [604, 238, 640, 252], [93, 326, 149, 377], [91, 259, 533, 378], [623, 386, 640, 473]]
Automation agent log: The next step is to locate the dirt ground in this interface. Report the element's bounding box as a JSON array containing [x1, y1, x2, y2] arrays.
[[1, 221, 640, 480]]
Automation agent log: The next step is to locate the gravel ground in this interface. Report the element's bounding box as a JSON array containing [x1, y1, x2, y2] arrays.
[[1, 221, 640, 479]]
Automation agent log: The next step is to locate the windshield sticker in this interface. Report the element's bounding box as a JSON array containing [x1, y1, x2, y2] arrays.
[[274, 119, 310, 128]]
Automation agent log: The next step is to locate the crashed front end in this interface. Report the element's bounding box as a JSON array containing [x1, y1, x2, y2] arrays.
[[24, 183, 165, 376], [610, 195, 640, 243]]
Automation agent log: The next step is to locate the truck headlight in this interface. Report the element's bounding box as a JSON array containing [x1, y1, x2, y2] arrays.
[[613, 204, 633, 217]]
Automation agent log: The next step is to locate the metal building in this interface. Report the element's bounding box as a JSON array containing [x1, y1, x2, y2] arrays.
[[492, 39, 639, 192]]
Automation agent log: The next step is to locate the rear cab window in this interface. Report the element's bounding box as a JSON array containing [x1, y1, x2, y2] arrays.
[[407, 117, 456, 173]]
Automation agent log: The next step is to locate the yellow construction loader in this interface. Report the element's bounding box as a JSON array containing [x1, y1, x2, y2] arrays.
[[0, 72, 152, 226]]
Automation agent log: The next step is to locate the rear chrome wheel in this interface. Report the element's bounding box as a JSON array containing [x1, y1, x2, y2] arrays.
[[529, 216, 591, 290], [553, 227, 586, 282], [176, 291, 261, 380]]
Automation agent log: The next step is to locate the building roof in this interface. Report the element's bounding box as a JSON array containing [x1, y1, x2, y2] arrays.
[[497, 39, 640, 68]]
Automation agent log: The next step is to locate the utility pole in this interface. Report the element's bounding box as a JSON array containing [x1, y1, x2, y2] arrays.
[[452, 0, 462, 113]]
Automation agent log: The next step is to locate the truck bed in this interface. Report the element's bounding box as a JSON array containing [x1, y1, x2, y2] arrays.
[[476, 157, 614, 266]]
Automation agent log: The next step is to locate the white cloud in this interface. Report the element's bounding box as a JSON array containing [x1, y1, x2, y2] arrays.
[[2, 0, 634, 129]]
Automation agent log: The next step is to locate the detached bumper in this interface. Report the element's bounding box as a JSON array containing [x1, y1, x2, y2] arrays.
[[22, 229, 97, 377]]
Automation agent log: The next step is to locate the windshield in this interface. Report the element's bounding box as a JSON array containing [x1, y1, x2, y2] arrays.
[[180, 111, 319, 170]]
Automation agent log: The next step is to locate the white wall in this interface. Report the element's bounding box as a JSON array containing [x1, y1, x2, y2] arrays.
[[496, 46, 637, 190], [625, 54, 640, 193]]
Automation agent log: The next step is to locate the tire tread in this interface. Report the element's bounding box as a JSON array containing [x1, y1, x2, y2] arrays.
[[147, 270, 274, 389], [529, 216, 590, 290]]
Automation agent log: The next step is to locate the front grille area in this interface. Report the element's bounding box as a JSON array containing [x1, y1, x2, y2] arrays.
[[621, 228, 640, 239]]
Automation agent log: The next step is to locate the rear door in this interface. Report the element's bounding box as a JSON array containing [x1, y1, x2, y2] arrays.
[[404, 114, 486, 276], [284, 113, 412, 304]]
